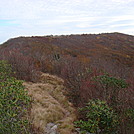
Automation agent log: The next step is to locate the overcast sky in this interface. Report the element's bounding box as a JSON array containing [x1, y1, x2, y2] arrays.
[[0, 0, 134, 44]]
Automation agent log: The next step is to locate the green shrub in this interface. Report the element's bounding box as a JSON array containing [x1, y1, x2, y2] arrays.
[[96, 74, 128, 88], [93, 74, 128, 107], [0, 60, 31, 134], [75, 99, 119, 134], [0, 60, 13, 81], [93, 74, 134, 133]]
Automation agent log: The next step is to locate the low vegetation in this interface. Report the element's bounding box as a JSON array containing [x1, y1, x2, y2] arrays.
[[75, 99, 119, 134], [0, 60, 31, 134], [62, 62, 134, 133]]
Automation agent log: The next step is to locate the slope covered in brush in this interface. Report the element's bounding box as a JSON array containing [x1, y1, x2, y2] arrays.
[[0, 32, 134, 134], [0, 32, 133, 80]]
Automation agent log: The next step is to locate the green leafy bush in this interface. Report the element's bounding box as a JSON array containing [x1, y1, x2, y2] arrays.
[[93, 74, 128, 108], [0, 60, 13, 80], [75, 99, 119, 134], [0, 60, 31, 134], [95, 74, 128, 88], [93, 74, 134, 133]]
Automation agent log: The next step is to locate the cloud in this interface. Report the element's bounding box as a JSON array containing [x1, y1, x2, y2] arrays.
[[0, 0, 134, 43], [111, 0, 134, 3]]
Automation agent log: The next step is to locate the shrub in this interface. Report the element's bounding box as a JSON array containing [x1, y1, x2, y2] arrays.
[[93, 74, 128, 107], [75, 99, 119, 134], [0, 60, 31, 134], [93, 74, 134, 133], [0, 60, 13, 80]]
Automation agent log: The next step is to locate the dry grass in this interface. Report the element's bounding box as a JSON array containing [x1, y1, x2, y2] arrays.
[[23, 73, 76, 134]]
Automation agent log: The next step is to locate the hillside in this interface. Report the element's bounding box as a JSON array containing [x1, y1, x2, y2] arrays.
[[0, 32, 134, 81], [1, 32, 134, 60], [0, 33, 134, 134]]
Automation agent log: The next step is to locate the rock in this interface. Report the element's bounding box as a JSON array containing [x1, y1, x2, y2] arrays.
[[75, 128, 95, 134], [45, 123, 59, 134]]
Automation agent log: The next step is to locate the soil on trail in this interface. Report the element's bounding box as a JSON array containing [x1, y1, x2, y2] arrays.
[[23, 73, 76, 134]]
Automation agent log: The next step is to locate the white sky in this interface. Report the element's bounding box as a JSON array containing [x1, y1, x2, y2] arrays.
[[0, 0, 134, 43]]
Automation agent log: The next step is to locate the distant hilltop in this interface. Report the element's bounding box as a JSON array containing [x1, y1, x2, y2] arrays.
[[0, 32, 134, 80]]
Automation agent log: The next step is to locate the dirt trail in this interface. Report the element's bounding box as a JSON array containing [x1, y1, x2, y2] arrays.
[[23, 73, 76, 134]]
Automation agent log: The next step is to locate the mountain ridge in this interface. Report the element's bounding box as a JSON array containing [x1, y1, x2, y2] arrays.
[[1, 32, 134, 44], [0, 32, 134, 80]]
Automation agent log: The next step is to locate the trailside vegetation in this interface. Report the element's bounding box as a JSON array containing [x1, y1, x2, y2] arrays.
[[0, 60, 31, 134], [75, 99, 119, 134]]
